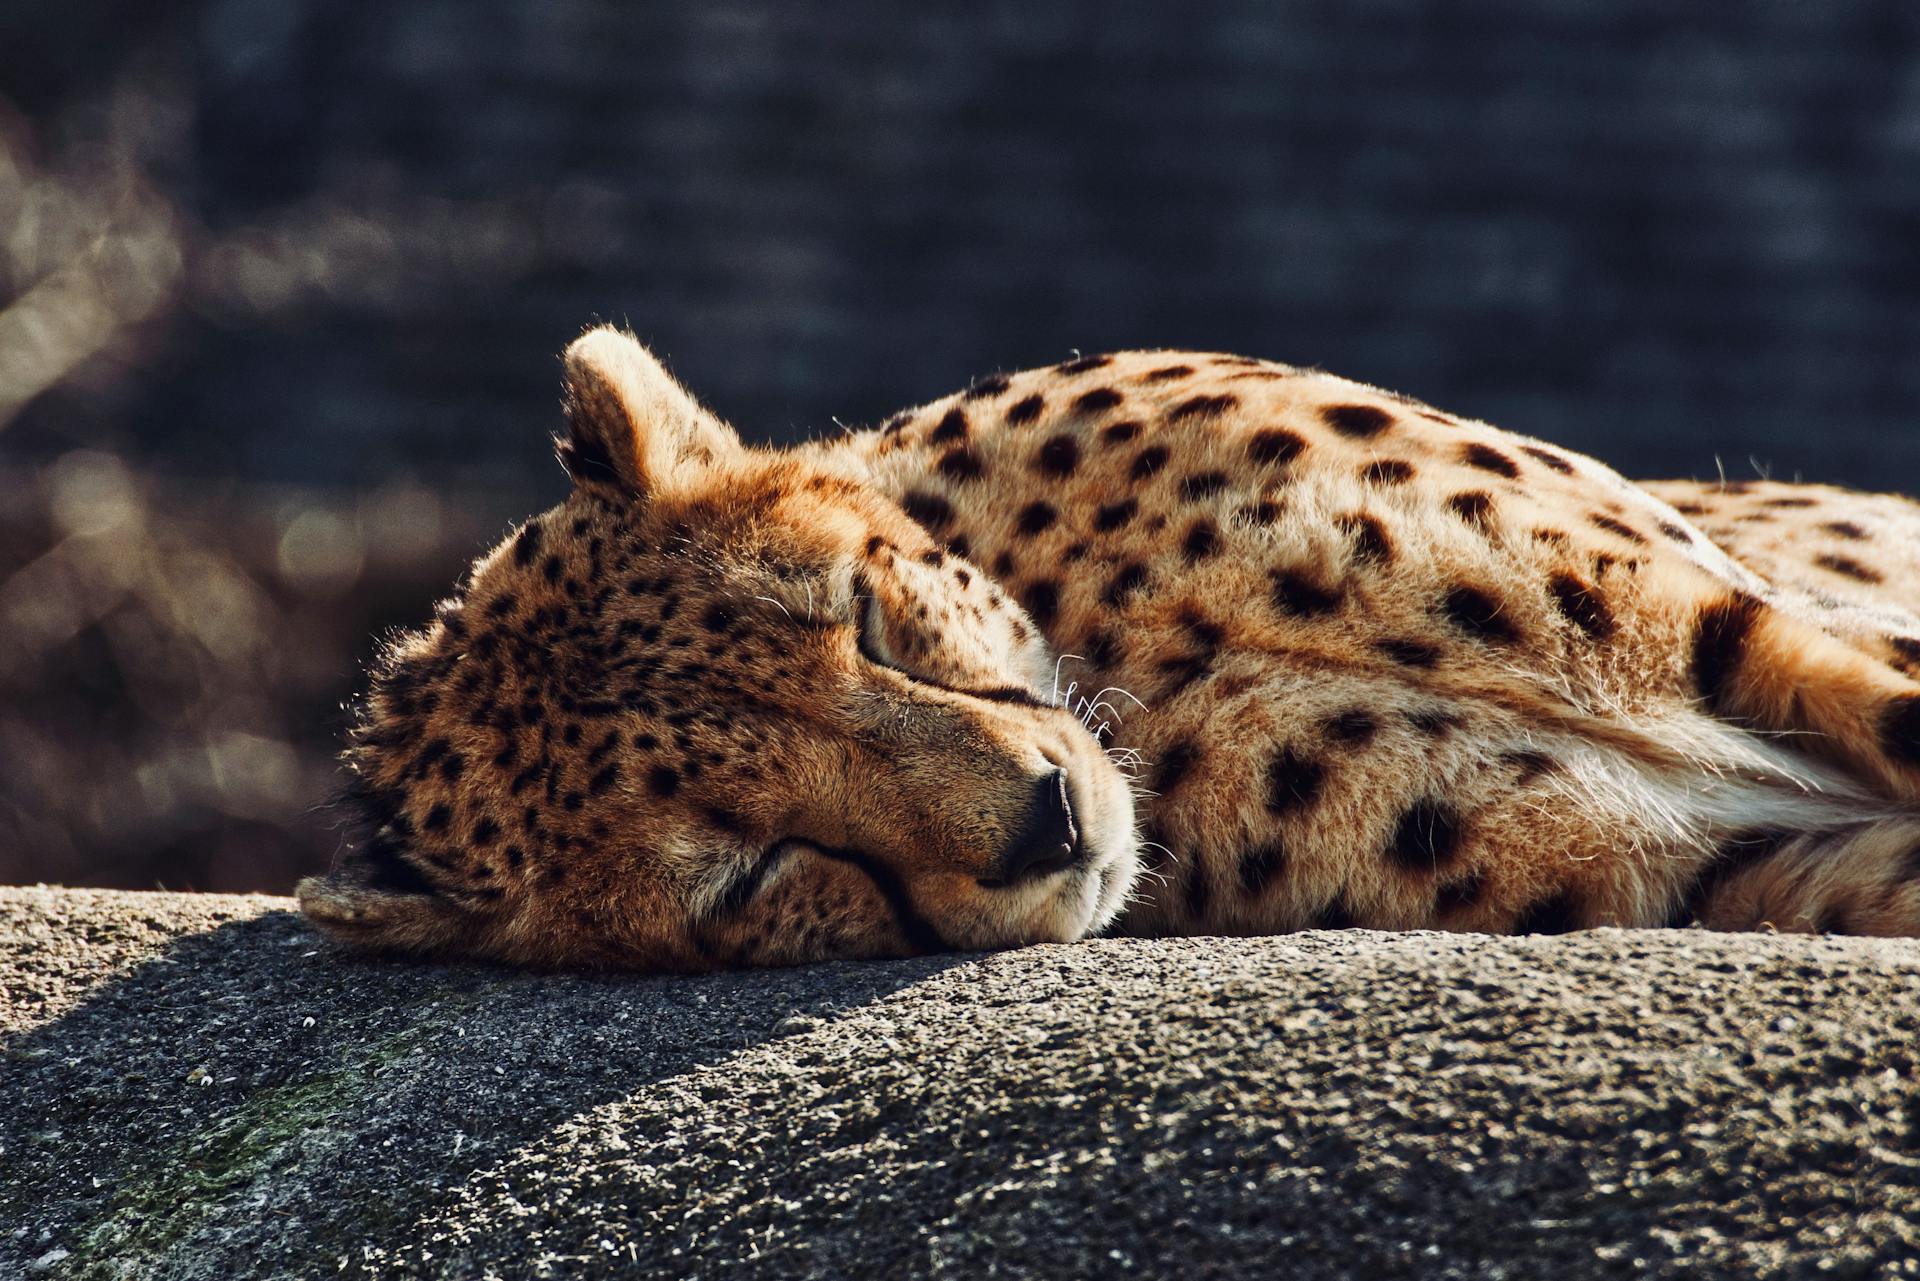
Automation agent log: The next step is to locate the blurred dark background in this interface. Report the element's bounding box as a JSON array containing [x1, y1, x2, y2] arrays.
[[3, 1, 1917, 892]]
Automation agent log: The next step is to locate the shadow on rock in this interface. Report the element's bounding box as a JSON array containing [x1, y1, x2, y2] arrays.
[[1, 903, 964, 1277]]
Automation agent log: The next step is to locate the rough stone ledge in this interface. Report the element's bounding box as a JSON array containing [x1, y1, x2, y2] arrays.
[[3, 886, 1918, 1280]]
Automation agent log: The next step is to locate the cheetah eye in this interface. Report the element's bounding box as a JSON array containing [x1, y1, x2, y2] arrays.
[[856, 585, 1052, 710], [856, 590, 905, 672]]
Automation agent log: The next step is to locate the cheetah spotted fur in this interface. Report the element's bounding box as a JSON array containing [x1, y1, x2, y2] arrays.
[[299, 328, 1920, 968]]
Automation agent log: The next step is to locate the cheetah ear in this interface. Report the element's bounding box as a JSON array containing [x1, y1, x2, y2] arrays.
[[559, 326, 742, 497]]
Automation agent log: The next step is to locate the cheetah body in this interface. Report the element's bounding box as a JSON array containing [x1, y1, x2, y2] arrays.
[[299, 332, 1920, 968]]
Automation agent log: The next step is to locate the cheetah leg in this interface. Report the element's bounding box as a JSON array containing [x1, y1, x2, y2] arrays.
[[1684, 818, 1920, 937], [1691, 590, 1920, 802]]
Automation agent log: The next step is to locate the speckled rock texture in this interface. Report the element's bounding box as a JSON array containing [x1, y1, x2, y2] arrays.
[[4, 887, 1919, 1279]]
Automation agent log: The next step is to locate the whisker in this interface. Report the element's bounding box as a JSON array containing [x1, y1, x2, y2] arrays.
[[1050, 653, 1083, 708]]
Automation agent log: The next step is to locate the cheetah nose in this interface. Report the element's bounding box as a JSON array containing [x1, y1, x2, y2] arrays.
[[983, 769, 1082, 888]]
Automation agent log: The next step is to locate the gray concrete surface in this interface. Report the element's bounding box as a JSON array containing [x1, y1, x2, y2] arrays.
[[3, 887, 1919, 1279]]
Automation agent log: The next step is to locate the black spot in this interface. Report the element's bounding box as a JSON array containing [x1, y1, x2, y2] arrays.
[[1037, 434, 1081, 477], [589, 763, 619, 795], [1143, 364, 1194, 382], [1182, 519, 1220, 562], [1763, 495, 1818, 508], [647, 765, 680, 798], [1085, 628, 1123, 669], [1692, 593, 1764, 716], [1589, 513, 1648, 544], [1019, 581, 1061, 628], [1891, 637, 1920, 665], [1270, 570, 1340, 617], [1156, 653, 1215, 697], [1005, 394, 1046, 425], [1323, 709, 1378, 746], [1102, 562, 1151, 607], [1337, 512, 1393, 564], [1519, 445, 1575, 475], [542, 554, 564, 583], [1015, 502, 1058, 536], [1441, 585, 1517, 643], [512, 524, 543, 567], [415, 737, 452, 774], [1823, 521, 1869, 541], [1241, 500, 1282, 526], [1186, 859, 1212, 922], [701, 602, 737, 633], [471, 818, 500, 846], [1322, 404, 1393, 438], [1882, 695, 1920, 765], [1057, 353, 1112, 374], [1658, 521, 1693, 543], [929, 407, 970, 444], [1385, 799, 1465, 872], [1239, 841, 1288, 896], [1311, 896, 1358, 929], [1153, 740, 1199, 794], [1095, 499, 1138, 531], [1501, 749, 1558, 784], [1247, 428, 1306, 466], [1101, 420, 1143, 445], [1361, 459, 1415, 485], [964, 373, 1011, 401], [1547, 573, 1616, 640], [1168, 393, 1238, 421], [1816, 553, 1884, 585], [1435, 870, 1486, 915], [1130, 445, 1171, 480], [1447, 491, 1494, 529], [424, 803, 452, 832], [1181, 471, 1228, 501], [938, 448, 985, 481], [1073, 387, 1124, 414], [1266, 749, 1326, 815], [901, 491, 955, 532], [1405, 707, 1461, 736], [1460, 443, 1520, 478], [1514, 891, 1580, 935]]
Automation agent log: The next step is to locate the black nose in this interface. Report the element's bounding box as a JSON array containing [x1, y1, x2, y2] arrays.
[[984, 769, 1082, 888]]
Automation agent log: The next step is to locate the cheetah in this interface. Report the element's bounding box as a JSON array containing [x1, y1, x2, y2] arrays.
[[298, 327, 1920, 968]]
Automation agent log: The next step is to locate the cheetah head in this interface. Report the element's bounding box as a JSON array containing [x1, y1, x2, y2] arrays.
[[297, 328, 1138, 969]]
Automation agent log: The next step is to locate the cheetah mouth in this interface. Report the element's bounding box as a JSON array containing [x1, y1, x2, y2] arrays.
[[988, 825, 1139, 943]]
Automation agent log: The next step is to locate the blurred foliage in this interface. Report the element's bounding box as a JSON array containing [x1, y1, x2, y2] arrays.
[[0, 455, 511, 890], [0, 57, 531, 889]]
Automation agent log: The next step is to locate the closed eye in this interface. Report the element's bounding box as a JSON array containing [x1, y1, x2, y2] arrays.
[[856, 592, 1053, 709], [950, 684, 1054, 709], [854, 586, 898, 671]]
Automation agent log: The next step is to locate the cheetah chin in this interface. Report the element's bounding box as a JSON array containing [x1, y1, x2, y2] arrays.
[[300, 325, 1920, 970]]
